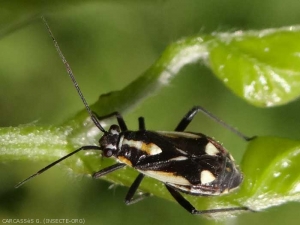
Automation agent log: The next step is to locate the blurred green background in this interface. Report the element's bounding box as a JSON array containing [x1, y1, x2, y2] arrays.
[[1, 1, 300, 224]]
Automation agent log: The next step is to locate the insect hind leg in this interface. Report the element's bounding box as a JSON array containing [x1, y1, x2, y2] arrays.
[[165, 185, 249, 215], [175, 106, 253, 141]]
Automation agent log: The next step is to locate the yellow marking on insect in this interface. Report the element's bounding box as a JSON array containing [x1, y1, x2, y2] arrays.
[[141, 142, 162, 155], [118, 156, 132, 166], [122, 139, 162, 155], [222, 188, 229, 194]]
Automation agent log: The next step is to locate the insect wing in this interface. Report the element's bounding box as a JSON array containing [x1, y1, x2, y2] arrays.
[[130, 131, 242, 195]]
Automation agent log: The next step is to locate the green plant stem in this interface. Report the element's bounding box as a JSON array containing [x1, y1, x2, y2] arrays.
[[0, 125, 69, 162], [71, 36, 212, 127]]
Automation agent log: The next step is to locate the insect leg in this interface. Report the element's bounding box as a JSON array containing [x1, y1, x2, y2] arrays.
[[125, 173, 151, 205], [165, 185, 249, 214], [175, 106, 253, 141], [94, 111, 128, 131], [93, 163, 126, 179], [138, 117, 145, 131]]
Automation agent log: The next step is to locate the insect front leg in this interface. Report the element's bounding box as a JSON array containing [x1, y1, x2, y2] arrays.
[[94, 111, 128, 131], [93, 163, 126, 179], [175, 106, 253, 141], [165, 185, 249, 215]]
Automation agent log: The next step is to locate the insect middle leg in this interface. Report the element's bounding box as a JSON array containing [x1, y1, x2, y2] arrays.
[[124, 173, 151, 205], [94, 168, 150, 205], [92, 164, 151, 205], [175, 106, 253, 141]]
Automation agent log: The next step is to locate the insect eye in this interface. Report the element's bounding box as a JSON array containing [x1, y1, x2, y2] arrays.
[[104, 149, 113, 157]]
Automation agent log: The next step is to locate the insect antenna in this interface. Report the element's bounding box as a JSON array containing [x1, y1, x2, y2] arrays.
[[15, 17, 107, 188], [15, 145, 102, 188], [41, 16, 106, 133]]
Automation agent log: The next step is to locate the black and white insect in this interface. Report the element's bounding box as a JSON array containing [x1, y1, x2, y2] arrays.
[[16, 17, 253, 215]]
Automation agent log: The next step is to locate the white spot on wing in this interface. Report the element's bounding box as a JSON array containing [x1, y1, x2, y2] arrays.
[[200, 170, 216, 184], [205, 143, 219, 156], [142, 170, 191, 185], [169, 156, 188, 161], [176, 148, 188, 155]]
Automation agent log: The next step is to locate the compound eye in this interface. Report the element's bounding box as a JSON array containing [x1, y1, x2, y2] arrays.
[[103, 149, 113, 157]]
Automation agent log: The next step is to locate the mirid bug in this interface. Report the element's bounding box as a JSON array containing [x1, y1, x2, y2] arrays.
[[16, 17, 253, 215]]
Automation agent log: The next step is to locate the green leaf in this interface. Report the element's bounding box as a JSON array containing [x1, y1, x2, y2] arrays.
[[208, 26, 300, 107], [238, 136, 300, 210], [67, 26, 300, 113]]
